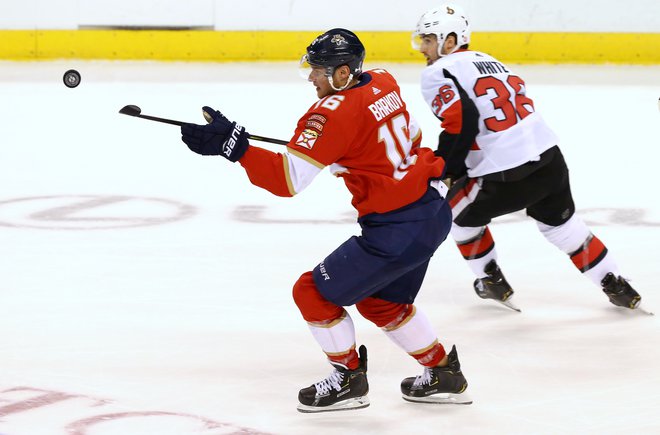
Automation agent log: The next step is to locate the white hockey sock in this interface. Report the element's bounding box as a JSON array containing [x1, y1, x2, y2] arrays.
[[307, 310, 356, 356], [466, 252, 498, 279], [382, 306, 438, 354], [451, 224, 497, 278], [582, 254, 620, 286], [536, 215, 620, 287]]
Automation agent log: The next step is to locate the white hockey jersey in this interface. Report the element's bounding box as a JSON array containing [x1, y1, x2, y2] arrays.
[[421, 50, 559, 177]]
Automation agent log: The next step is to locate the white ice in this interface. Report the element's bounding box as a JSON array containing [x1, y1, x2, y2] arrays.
[[0, 60, 659, 435]]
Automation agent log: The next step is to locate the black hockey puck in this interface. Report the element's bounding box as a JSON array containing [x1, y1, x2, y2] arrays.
[[63, 69, 81, 88]]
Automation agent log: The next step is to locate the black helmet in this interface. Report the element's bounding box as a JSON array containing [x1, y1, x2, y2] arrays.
[[306, 28, 365, 77]]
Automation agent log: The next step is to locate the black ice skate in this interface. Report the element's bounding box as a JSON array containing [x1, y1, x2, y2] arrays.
[[601, 273, 646, 311], [401, 345, 472, 405], [473, 260, 520, 312], [297, 345, 369, 413]]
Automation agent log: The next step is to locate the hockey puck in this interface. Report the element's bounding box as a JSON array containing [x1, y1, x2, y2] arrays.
[[63, 69, 81, 88]]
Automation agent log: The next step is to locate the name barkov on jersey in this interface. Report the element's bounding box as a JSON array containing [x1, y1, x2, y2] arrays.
[[368, 91, 403, 121]]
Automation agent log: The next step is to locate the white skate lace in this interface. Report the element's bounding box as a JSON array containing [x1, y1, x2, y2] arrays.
[[412, 367, 433, 387], [314, 369, 345, 394]]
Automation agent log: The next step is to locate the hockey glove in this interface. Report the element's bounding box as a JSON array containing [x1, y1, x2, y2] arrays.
[[180, 106, 249, 162]]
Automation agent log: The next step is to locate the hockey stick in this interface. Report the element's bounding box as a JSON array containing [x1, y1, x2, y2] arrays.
[[118, 105, 289, 146]]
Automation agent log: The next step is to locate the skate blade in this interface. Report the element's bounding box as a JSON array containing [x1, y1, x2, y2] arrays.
[[635, 305, 654, 316], [297, 396, 370, 413], [402, 392, 473, 405], [496, 298, 521, 312]]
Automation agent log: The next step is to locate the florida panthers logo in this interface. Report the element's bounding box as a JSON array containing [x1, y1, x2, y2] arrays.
[[331, 34, 347, 46]]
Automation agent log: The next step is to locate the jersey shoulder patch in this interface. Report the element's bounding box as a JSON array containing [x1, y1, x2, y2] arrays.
[[295, 113, 327, 149]]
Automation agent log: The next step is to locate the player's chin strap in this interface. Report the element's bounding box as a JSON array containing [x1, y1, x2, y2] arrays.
[[328, 73, 355, 91]]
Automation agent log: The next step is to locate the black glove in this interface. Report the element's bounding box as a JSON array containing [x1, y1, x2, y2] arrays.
[[180, 106, 249, 162]]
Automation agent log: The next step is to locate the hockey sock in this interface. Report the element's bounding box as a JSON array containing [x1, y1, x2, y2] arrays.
[[570, 235, 619, 286], [380, 305, 447, 367], [536, 216, 620, 286], [307, 310, 359, 370], [327, 347, 360, 370], [452, 225, 497, 278], [292, 271, 344, 322], [410, 341, 447, 367]]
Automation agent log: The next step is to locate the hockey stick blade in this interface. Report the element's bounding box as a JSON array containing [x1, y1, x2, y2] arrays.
[[118, 105, 289, 145], [119, 105, 184, 127]]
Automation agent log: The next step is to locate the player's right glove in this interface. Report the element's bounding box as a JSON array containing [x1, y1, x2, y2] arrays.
[[180, 106, 249, 162]]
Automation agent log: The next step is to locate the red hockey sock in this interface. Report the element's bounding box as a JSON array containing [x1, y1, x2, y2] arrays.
[[328, 348, 360, 370], [412, 342, 447, 367]]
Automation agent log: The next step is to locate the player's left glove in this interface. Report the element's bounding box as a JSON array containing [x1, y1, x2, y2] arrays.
[[180, 106, 249, 162]]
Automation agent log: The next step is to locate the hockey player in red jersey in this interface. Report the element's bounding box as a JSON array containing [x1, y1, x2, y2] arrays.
[[412, 4, 644, 312], [179, 29, 471, 412]]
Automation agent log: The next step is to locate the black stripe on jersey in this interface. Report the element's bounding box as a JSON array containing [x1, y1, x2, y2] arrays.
[[435, 69, 479, 180]]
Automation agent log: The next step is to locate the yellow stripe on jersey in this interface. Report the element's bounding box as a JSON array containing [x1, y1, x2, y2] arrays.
[[410, 127, 421, 144], [1, 30, 658, 64], [283, 150, 325, 195], [287, 147, 326, 169], [282, 153, 296, 196]]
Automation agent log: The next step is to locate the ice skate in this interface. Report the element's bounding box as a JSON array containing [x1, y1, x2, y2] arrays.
[[601, 273, 651, 313], [401, 345, 472, 405], [297, 345, 370, 413], [473, 260, 520, 312]]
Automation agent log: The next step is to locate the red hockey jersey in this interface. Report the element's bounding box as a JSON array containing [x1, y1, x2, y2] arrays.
[[240, 69, 445, 216]]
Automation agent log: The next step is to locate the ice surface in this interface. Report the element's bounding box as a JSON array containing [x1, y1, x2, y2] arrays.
[[0, 60, 659, 435]]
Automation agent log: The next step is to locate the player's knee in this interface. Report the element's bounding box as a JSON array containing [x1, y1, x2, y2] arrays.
[[356, 297, 410, 328], [292, 271, 315, 312], [451, 224, 484, 244], [292, 271, 343, 323], [536, 214, 590, 253]]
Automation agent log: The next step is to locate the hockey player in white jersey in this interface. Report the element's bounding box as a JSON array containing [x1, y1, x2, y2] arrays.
[[411, 4, 644, 312]]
